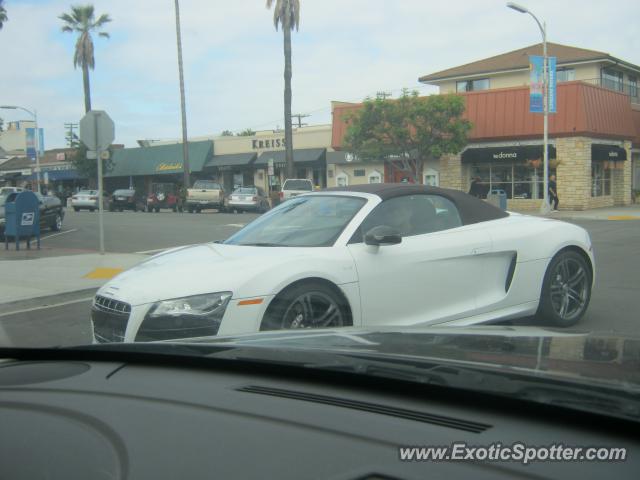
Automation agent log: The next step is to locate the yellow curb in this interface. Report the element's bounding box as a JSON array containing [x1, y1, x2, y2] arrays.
[[83, 267, 124, 279], [607, 216, 640, 221]]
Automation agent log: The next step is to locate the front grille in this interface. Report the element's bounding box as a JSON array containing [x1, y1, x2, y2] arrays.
[[91, 295, 131, 343]]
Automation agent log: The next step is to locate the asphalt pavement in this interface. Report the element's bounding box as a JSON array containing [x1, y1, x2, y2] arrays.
[[1, 208, 638, 347]]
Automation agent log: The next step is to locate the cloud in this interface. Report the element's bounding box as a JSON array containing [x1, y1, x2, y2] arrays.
[[1, 0, 638, 149]]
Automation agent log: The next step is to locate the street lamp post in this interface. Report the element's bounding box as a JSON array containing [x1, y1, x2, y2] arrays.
[[507, 2, 551, 214], [0, 105, 42, 194]]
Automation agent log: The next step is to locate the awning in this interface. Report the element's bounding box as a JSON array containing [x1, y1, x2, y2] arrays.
[[204, 152, 257, 170], [255, 148, 326, 167], [592, 144, 627, 161], [106, 140, 213, 177], [462, 145, 557, 163], [26, 169, 84, 181]]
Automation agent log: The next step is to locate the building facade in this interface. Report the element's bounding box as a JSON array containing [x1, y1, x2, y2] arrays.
[[331, 43, 640, 210]]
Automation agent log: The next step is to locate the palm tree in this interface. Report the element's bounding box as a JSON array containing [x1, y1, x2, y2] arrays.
[[266, 0, 300, 180], [0, 0, 8, 30], [59, 5, 111, 113]]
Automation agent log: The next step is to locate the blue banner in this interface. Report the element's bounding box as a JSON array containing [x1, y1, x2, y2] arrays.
[[25, 128, 44, 161], [529, 55, 544, 113], [530, 55, 557, 114], [548, 56, 557, 113]]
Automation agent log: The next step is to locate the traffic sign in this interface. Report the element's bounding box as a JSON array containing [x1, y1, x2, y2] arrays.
[[79, 110, 115, 151]]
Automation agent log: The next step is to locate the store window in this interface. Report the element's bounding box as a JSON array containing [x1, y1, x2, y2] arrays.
[[601, 68, 623, 92], [591, 161, 612, 197], [368, 170, 382, 184], [336, 172, 349, 187], [628, 76, 638, 100], [353, 169, 366, 177], [470, 162, 555, 200], [557, 67, 575, 83], [424, 168, 439, 186], [456, 78, 490, 92]]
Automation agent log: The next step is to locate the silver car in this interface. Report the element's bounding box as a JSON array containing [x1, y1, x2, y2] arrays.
[[227, 186, 270, 213], [71, 190, 99, 211]]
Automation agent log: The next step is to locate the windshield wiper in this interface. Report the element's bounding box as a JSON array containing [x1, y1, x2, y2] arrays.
[[237, 242, 287, 247]]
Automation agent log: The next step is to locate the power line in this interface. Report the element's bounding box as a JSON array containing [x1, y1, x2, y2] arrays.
[[64, 122, 79, 148], [292, 113, 310, 128]]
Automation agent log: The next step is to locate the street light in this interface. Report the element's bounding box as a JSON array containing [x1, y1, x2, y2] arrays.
[[0, 105, 42, 194], [507, 2, 551, 214]]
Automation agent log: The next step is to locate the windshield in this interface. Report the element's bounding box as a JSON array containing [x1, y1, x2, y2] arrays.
[[193, 180, 219, 190], [224, 195, 365, 247], [283, 179, 313, 191], [1, 0, 639, 434], [233, 187, 257, 195]]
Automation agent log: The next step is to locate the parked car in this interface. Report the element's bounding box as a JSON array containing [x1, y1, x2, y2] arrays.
[[91, 184, 594, 343], [108, 189, 145, 212], [279, 178, 313, 201], [186, 180, 225, 213], [71, 190, 100, 211], [146, 183, 182, 212], [0, 186, 24, 196], [227, 186, 270, 213], [0, 191, 65, 239]]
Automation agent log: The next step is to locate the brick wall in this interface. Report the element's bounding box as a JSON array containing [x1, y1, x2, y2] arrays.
[[439, 154, 464, 190], [556, 137, 592, 210], [612, 140, 633, 206]]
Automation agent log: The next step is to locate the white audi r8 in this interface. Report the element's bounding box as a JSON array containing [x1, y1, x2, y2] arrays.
[[91, 184, 595, 343]]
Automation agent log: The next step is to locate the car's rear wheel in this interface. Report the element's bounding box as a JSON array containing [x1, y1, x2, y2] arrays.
[[261, 281, 350, 331], [73, 207, 79, 212], [155, 207, 160, 213], [536, 250, 591, 327], [51, 214, 62, 232]]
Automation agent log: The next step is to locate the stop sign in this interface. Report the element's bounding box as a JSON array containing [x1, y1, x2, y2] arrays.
[[79, 110, 115, 151]]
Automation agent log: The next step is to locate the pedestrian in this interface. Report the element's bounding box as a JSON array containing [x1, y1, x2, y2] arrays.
[[548, 175, 559, 210], [468, 177, 482, 198]]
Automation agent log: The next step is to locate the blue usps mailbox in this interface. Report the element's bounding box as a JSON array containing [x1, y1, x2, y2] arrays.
[[4, 191, 41, 251]]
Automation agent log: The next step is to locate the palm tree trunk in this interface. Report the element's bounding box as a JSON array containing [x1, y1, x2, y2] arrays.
[[283, 0, 294, 180], [82, 63, 92, 113]]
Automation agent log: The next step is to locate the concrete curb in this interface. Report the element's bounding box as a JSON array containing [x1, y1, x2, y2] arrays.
[[0, 288, 97, 316]]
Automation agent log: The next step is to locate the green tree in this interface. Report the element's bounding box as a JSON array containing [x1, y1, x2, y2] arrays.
[[237, 128, 256, 137], [0, 0, 8, 30], [70, 144, 114, 186], [59, 5, 111, 113], [345, 90, 472, 183], [266, 0, 300, 180], [221, 130, 234, 136], [0, 117, 4, 133]]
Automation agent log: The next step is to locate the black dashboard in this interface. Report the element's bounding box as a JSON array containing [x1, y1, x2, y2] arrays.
[[0, 353, 637, 479]]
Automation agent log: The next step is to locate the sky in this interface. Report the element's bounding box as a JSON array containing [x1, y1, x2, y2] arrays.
[[1, 0, 639, 149]]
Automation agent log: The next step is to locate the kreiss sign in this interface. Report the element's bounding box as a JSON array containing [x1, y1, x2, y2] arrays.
[[251, 137, 286, 150]]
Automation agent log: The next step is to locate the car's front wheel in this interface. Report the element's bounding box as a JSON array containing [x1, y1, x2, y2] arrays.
[[536, 250, 592, 327], [260, 281, 350, 331], [51, 214, 63, 232]]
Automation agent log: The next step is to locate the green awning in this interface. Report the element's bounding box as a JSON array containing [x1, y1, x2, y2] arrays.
[[255, 148, 326, 167], [105, 141, 213, 177], [204, 152, 257, 169]]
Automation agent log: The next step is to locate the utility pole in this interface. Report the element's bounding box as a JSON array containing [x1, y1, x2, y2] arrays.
[[64, 122, 79, 147], [291, 113, 310, 128], [174, 0, 191, 189], [376, 91, 392, 100]]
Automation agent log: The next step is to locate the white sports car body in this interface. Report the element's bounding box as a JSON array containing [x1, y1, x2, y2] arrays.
[[92, 184, 594, 343]]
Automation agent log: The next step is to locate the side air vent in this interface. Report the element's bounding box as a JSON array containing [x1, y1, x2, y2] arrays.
[[505, 252, 518, 292], [237, 385, 491, 433]]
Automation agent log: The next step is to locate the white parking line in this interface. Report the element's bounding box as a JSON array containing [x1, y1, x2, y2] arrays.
[[0, 296, 94, 318], [41, 228, 78, 240], [225, 223, 246, 228]]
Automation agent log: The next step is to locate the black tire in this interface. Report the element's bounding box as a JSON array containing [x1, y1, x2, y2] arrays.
[[118, 208, 123, 212], [155, 207, 160, 213], [90, 208, 95, 212], [51, 214, 63, 232], [196, 208, 202, 214], [260, 281, 351, 331], [536, 250, 592, 327], [188, 208, 194, 213], [73, 207, 80, 212], [146, 206, 152, 212]]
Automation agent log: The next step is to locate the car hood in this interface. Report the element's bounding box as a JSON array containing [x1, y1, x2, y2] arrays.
[[180, 326, 640, 391], [97, 243, 317, 305]]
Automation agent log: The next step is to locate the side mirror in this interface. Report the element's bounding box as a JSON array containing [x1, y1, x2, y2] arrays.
[[364, 225, 402, 246]]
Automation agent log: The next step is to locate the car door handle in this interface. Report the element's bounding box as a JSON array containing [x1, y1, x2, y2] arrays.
[[471, 246, 491, 255]]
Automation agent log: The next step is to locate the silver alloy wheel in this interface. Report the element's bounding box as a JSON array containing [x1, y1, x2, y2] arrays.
[[282, 292, 344, 329], [55, 214, 62, 231], [549, 257, 589, 321]]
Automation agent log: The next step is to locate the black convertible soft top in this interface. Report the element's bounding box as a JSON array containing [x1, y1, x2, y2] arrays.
[[323, 183, 509, 225]]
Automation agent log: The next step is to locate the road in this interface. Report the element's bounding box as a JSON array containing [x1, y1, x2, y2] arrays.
[[1, 210, 639, 347]]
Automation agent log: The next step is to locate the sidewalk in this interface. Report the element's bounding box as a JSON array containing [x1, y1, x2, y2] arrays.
[[514, 204, 640, 221], [0, 252, 148, 305]]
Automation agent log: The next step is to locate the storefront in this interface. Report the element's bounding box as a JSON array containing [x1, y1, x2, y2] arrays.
[[254, 148, 327, 192], [203, 153, 257, 192]]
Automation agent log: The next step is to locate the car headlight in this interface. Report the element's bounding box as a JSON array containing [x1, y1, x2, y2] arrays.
[[136, 292, 232, 342]]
